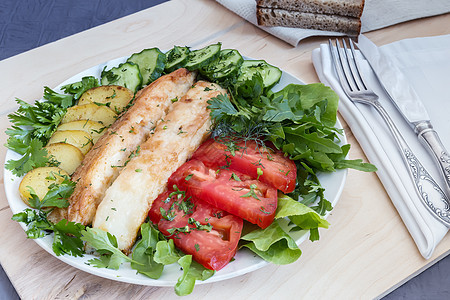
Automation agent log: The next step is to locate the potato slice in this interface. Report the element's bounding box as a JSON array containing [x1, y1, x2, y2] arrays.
[[78, 85, 134, 113], [61, 103, 117, 126], [57, 120, 106, 144], [19, 167, 69, 207], [45, 143, 84, 174], [47, 130, 93, 155]]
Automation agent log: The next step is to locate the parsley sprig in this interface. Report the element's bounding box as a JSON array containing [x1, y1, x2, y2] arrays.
[[11, 175, 84, 256], [5, 76, 98, 176]]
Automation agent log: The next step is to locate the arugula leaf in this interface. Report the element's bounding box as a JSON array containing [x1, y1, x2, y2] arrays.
[[270, 83, 339, 127], [290, 162, 333, 215], [154, 239, 180, 265], [329, 144, 378, 172], [175, 255, 215, 296], [131, 223, 164, 279], [130, 223, 214, 295], [82, 227, 134, 269]]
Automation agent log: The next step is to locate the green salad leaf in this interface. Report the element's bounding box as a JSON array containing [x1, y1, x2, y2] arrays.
[[175, 255, 215, 296], [26, 173, 76, 210], [5, 139, 49, 177], [12, 209, 85, 256], [240, 193, 330, 263], [60, 76, 99, 100], [82, 227, 135, 269], [154, 239, 180, 265], [82, 222, 214, 295], [5, 76, 101, 176], [131, 223, 165, 279], [241, 219, 302, 265]]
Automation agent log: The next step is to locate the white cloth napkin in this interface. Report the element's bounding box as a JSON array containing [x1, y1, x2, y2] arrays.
[[312, 34, 450, 259], [215, 0, 450, 46]]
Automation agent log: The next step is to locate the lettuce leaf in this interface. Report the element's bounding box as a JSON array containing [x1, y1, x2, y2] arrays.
[[240, 219, 302, 264], [240, 194, 330, 263], [276, 194, 330, 231]]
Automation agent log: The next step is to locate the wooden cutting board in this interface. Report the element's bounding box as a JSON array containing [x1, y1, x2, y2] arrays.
[[1, 1, 450, 299]]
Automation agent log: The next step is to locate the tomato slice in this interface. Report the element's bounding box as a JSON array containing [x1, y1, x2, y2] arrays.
[[148, 189, 243, 271], [169, 159, 278, 229], [191, 138, 297, 193]]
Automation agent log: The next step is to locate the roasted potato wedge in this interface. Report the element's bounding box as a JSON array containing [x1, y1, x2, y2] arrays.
[[47, 130, 93, 155], [57, 120, 106, 144], [61, 103, 117, 126], [19, 167, 69, 206], [78, 85, 134, 113], [45, 143, 84, 174]]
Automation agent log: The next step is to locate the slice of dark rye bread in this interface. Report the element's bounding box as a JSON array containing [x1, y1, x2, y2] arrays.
[[256, 0, 365, 18], [256, 8, 361, 36]]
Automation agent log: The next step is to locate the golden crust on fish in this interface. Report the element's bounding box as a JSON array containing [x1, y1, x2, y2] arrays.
[[92, 81, 227, 253], [50, 68, 196, 225]]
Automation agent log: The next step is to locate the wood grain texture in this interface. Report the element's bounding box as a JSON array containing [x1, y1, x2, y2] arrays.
[[1, 0, 450, 299]]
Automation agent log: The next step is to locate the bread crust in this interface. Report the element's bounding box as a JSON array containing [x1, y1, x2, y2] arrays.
[[256, 7, 362, 36], [49, 68, 196, 225], [256, 0, 365, 18]]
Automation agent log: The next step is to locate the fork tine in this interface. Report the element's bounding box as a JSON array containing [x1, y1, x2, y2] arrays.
[[348, 38, 368, 90], [328, 39, 351, 93], [335, 39, 359, 93], [341, 39, 361, 92]]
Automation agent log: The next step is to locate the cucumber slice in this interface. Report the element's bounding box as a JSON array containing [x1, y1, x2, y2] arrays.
[[184, 43, 222, 71], [237, 60, 282, 90], [165, 46, 190, 72], [127, 48, 166, 85], [101, 62, 143, 93], [201, 49, 244, 81]]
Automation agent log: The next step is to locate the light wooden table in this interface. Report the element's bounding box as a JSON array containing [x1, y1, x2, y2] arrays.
[[1, 1, 449, 299]]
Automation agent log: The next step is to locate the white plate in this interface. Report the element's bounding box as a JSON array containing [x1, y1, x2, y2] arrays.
[[4, 55, 347, 286]]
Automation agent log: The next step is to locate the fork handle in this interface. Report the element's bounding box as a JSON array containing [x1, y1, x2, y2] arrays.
[[415, 121, 450, 194], [372, 100, 450, 227]]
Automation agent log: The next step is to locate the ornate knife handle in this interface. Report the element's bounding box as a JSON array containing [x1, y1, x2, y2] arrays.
[[373, 101, 450, 227], [415, 121, 450, 195]]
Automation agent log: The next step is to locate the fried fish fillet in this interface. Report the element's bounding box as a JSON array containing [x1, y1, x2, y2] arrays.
[[92, 81, 227, 253], [50, 68, 196, 225]]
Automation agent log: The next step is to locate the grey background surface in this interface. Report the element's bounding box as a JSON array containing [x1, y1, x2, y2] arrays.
[[1, 1, 449, 299]]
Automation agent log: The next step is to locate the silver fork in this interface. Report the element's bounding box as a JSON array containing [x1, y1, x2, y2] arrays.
[[328, 38, 450, 227]]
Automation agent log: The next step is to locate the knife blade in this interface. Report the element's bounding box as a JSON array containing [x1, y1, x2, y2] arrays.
[[355, 36, 450, 197]]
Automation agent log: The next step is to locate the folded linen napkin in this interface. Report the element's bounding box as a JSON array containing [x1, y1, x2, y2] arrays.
[[215, 0, 450, 46], [311, 34, 450, 259]]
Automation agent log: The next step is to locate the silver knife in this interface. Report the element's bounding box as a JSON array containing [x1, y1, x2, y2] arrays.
[[356, 37, 450, 199]]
